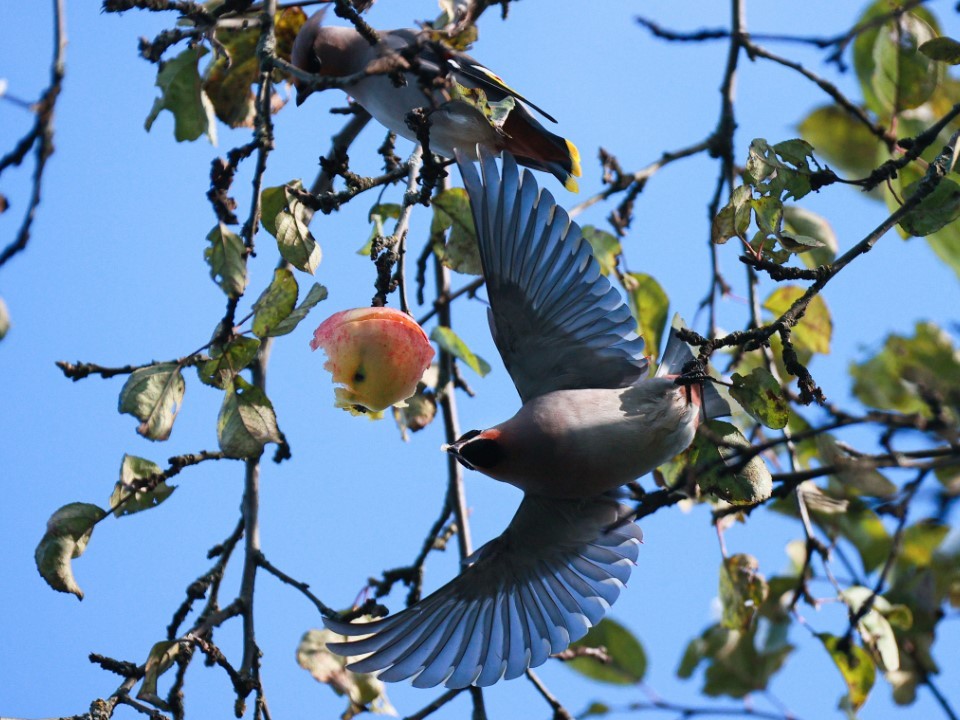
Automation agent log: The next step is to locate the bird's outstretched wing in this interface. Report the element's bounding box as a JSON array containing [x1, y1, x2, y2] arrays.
[[457, 148, 648, 402], [323, 494, 642, 688]]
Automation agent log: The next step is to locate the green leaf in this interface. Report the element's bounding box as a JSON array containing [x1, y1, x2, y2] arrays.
[[218, 376, 283, 459], [0, 295, 9, 340], [566, 618, 647, 684], [730, 368, 789, 430], [682, 624, 792, 698], [144, 46, 216, 143], [899, 521, 949, 568], [35, 502, 106, 600], [752, 195, 783, 237], [138, 641, 181, 709], [690, 420, 773, 505], [763, 285, 832, 355], [919, 36, 960, 64], [871, 13, 942, 113], [252, 267, 298, 337], [270, 282, 328, 337], [841, 586, 901, 672], [624, 272, 669, 358], [798, 104, 884, 178], [297, 628, 396, 717], [850, 321, 960, 421], [818, 634, 876, 712], [118, 363, 186, 441], [743, 139, 819, 202], [432, 188, 481, 275], [832, 504, 893, 574], [582, 225, 622, 275], [898, 177, 960, 236], [926, 222, 960, 279], [204, 223, 248, 298], [110, 454, 175, 518], [712, 185, 753, 244], [261, 181, 322, 273], [197, 336, 261, 389], [430, 325, 490, 377], [719, 554, 769, 631], [203, 27, 258, 128], [450, 81, 515, 129], [359, 203, 402, 256], [783, 205, 838, 267]]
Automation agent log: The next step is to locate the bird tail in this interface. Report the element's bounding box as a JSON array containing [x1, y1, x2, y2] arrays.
[[502, 109, 581, 192], [657, 314, 731, 420]]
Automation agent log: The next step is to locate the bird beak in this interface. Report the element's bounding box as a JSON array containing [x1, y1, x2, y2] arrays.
[[441, 439, 474, 470], [294, 84, 311, 107]]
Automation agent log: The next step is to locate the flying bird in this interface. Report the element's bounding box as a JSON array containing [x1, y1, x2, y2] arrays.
[[322, 150, 730, 688], [290, 12, 582, 191]]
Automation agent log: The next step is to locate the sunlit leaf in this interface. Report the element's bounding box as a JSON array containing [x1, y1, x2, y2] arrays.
[[145, 46, 216, 143], [203, 28, 258, 128], [218, 376, 282, 458], [842, 586, 901, 672], [138, 640, 181, 708], [782, 205, 838, 267], [818, 634, 876, 712], [35, 502, 106, 600], [712, 185, 753, 244], [567, 618, 647, 684], [763, 285, 832, 355], [719, 554, 769, 631], [204, 223, 248, 298], [297, 628, 396, 717], [270, 282, 328, 337], [582, 225, 621, 276], [432, 188, 481, 275], [624, 272, 669, 357], [899, 177, 960, 236], [110, 454, 175, 517], [118, 363, 186, 441], [730, 368, 789, 430], [261, 181, 322, 273], [679, 624, 792, 698], [798, 104, 884, 178], [871, 13, 942, 112], [743, 138, 819, 202], [198, 336, 261, 389], [899, 521, 949, 568], [430, 325, 490, 377], [691, 420, 773, 505], [359, 203, 402, 256], [252, 267, 298, 338]]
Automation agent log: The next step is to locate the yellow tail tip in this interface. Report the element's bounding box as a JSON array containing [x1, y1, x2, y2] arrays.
[[566, 139, 582, 178], [563, 175, 580, 193]]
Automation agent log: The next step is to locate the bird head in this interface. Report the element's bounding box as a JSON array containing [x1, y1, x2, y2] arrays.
[[291, 12, 364, 106], [443, 428, 504, 473]]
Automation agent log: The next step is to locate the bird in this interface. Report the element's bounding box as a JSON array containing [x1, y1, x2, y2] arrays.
[[321, 149, 731, 688], [290, 11, 582, 191]]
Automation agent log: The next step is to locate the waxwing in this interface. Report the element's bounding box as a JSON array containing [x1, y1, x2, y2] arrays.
[[322, 150, 731, 688], [290, 12, 582, 191]]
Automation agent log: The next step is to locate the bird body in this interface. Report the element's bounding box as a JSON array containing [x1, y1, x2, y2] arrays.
[[322, 150, 730, 688], [291, 17, 582, 189]]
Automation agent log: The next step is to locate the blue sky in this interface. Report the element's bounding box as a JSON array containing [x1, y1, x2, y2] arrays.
[[1, 1, 959, 719]]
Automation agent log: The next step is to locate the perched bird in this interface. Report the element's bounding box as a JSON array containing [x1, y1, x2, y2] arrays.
[[290, 12, 582, 190], [323, 150, 730, 688]]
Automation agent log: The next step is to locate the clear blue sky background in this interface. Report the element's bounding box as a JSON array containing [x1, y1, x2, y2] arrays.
[[2, 1, 959, 719]]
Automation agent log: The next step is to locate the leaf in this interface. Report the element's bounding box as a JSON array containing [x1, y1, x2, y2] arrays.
[[204, 223, 248, 298], [110, 454, 175, 517], [743, 138, 819, 202], [197, 336, 261, 389], [818, 634, 876, 712], [297, 628, 396, 717], [695, 420, 773, 505], [359, 203, 402, 256], [138, 641, 181, 709], [919, 36, 960, 64], [841, 586, 901, 672], [450, 81, 515, 129], [0, 295, 9, 340], [763, 285, 832, 355], [35, 502, 106, 600], [203, 28, 258, 128], [850, 321, 960, 422], [680, 624, 792, 698], [898, 177, 960, 236], [926, 222, 960, 279], [712, 185, 753, 244], [270, 282, 328, 337], [566, 618, 647, 684], [144, 46, 216, 143], [582, 225, 621, 275], [430, 325, 490, 377], [815, 434, 898, 497], [719, 554, 769, 631], [432, 188, 481, 275], [730, 368, 789, 429], [252, 267, 298, 337], [393, 382, 438, 440], [118, 363, 186, 441], [624, 272, 669, 357], [218, 376, 282, 458], [899, 521, 949, 568], [871, 13, 942, 113], [782, 205, 838, 267], [798, 104, 884, 178], [261, 181, 322, 273]]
